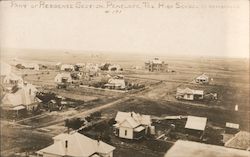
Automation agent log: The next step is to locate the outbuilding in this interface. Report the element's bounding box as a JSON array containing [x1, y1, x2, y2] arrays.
[[185, 116, 207, 137]]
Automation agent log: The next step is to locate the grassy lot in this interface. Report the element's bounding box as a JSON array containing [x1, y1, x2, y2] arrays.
[[102, 98, 250, 131], [1, 126, 53, 157]]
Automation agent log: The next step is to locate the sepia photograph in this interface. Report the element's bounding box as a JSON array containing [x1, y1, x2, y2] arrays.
[[0, 0, 249, 156]]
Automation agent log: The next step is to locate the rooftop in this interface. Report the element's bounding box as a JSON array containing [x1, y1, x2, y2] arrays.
[[225, 131, 250, 150], [37, 132, 115, 157], [115, 111, 151, 128], [185, 116, 207, 131], [165, 140, 250, 157]]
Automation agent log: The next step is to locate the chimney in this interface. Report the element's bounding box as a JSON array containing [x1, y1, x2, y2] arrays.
[[65, 140, 68, 149], [97, 134, 101, 146]]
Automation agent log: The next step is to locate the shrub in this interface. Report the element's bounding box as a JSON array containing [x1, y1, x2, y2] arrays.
[[65, 118, 85, 130]]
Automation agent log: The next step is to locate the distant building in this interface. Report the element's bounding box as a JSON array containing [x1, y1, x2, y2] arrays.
[[113, 111, 152, 140], [1, 82, 40, 114], [176, 87, 204, 100], [104, 76, 126, 90], [225, 131, 250, 151], [54, 73, 72, 84], [36, 132, 115, 157], [0, 62, 23, 86], [164, 140, 250, 157], [1, 72, 23, 86], [195, 73, 209, 84], [108, 64, 123, 72], [60, 64, 75, 71], [22, 63, 40, 70], [145, 58, 168, 72], [100, 63, 122, 72]]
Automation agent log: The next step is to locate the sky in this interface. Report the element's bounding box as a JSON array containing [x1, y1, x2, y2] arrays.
[[0, 0, 249, 58]]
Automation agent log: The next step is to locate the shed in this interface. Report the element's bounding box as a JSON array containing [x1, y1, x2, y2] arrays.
[[185, 116, 207, 131]]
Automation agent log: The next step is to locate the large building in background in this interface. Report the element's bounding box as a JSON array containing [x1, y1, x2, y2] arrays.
[[145, 58, 168, 72]]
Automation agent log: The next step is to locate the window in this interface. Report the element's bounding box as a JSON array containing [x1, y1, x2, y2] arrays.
[[29, 89, 31, 95], [125, 130, 127, 136]]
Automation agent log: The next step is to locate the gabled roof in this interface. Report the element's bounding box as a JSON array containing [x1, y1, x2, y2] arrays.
[[196, 73, 209, 80], [177, 88, 204, 95], [1, 83, 38, 108], [185, 116, 207, 131], [225, 131, 250, 150], [115, 111, 151, 128], [37, 132, 115, 157], [119, 117, 140, 128], [106, 78, 125, 88], [165, 140, 250, 157]]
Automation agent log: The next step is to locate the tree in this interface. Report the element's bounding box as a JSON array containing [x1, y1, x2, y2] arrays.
[[65, 118, 85, 130]]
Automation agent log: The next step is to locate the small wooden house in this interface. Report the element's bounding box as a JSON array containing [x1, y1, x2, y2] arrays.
[[113, 111, 152, 140], [195, 73, 209, 84], [176, 88, 204, 100]]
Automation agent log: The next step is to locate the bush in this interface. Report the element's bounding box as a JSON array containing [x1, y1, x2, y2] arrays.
[[108, 118, 116, 126], [90, 111, 102, 119], [65, 118, 85, 130], [85, 116, 92, 122]]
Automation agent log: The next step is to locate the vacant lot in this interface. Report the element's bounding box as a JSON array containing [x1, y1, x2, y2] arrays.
[[1, 126, 53, 157]]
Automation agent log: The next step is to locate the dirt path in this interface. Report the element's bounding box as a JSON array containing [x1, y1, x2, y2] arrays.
[[33, 97, 130, 128]]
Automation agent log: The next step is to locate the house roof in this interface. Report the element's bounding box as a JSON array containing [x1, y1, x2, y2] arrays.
[[196, 73, 209, 80], [177, 88, 204, 95], [22, 63, 39, 69], [55, 73, 72, 79], [1, 83, 38, 108], [120, 117, 140, 128], [37, 132, 115, 156], [134, 126, 145, 132], [115, 111, 151, 128], [106, 79, 125, 88], [61, 64, 74, 69], [13, 105, 26, 110], [225, 131, 250, 150], [226, 122, 240, 129], [164, 140, 250, 157], [185, 116, 207, 131]]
